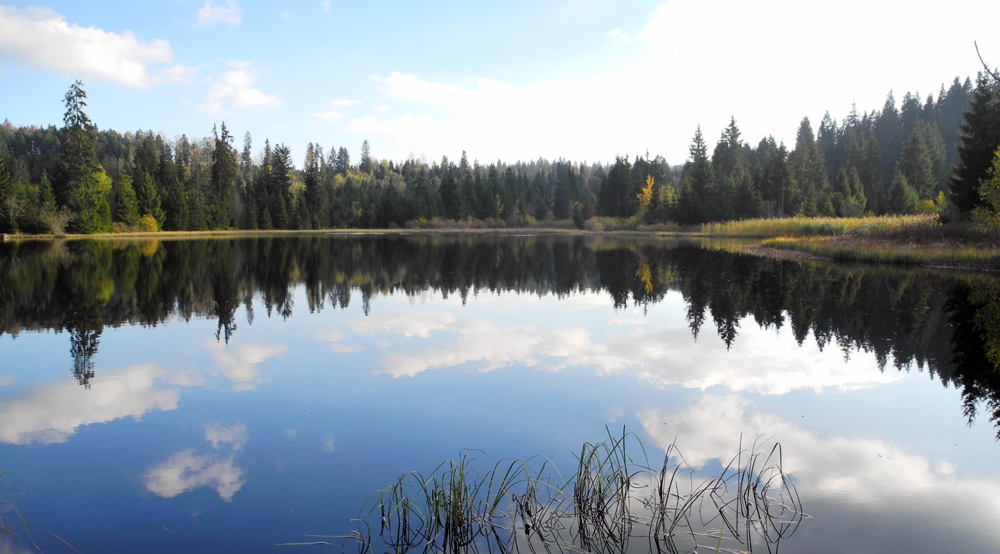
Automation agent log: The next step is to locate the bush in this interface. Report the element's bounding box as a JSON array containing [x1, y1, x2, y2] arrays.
[[136, 215, 159, 232]]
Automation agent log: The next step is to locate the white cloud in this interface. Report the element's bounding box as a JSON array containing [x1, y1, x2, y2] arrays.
[[204, 341, 285, 391], [204, 422, 248, 451], [0, 365, 193, 445], [317, 330, 362, 352], [0, 374, 14, 387], [144, 450, 246, 502], [281, 12, 293, 20], [350, 0, 997, 163], [321, 0, 331, 11], [312, 110, 344, 123], [197, 0, 242, 27], [639, 395, 1000, 540], [349, 310, 457, 338], [0, 6, 186, 88], [323, 435, 335, 452], [200, 66, 282, 114], [356, 307, 898, 394]]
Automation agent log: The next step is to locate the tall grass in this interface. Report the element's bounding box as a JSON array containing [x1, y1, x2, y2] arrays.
[[287, 431, 805, 554], [701, 215, 942, 238]]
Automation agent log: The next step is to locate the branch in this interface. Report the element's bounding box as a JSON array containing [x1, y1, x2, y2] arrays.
[[975, 41, 1000, 85]]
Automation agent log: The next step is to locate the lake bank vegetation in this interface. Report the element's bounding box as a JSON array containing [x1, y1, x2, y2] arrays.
[[279, 431, 802, 554], [2, 69, 999, 245]]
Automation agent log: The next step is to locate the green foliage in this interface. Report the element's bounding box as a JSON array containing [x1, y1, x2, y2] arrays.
[[597, 156, 634, 217], [972, 148, 1000, 231], [951, 74, 1000, 215], [114, 171, 140, 226], [60, 81, 112, 233], [888, 170, 919, 214]]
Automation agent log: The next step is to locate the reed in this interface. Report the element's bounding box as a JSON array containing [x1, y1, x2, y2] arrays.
[[287, 431, 805, 554], [700, 215, 941, 238]]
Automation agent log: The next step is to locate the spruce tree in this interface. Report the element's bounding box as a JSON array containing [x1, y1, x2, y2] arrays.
[[115, 170, 140, 226], [59, 81, 112, 233], [888, 170, 919, 214], [950, 73, 1000, 215], [897, 124, 937, 200], [135, 170, 165, 228], [209, 122, 239, 228]]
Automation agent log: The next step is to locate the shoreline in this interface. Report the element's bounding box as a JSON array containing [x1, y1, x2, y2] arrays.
[[3, 227, 999, 271]]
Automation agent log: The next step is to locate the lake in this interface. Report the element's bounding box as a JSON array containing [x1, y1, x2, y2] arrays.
[[1, 234, 999, 553]]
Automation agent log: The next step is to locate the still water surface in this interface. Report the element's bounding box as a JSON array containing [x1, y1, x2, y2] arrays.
[[1, 234, 1000, 552]]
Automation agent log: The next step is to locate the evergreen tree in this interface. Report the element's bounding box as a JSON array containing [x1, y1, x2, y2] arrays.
[[209, 122, 239, 228], [951, 73, 1000, 215], [676, 127, 715, 224], [789, 117, 828, 216], [760, 143, 796, 217], [360, 140, 372, 174], [114, 170, 140, 226], [897, 123, 938, 199], [335, 147, 350, 175], [597, 156, 633, 217], [888, 170, 919, 214], [59, 81, 112, 233], [439, 156, 460, 219], [135, 170, 165, 228]]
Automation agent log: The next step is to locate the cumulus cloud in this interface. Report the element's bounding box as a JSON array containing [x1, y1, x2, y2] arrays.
[[204, 422, 249, 451], [0, 6, 191, 88], [350, 0, 996, 162], [204, 341, 285, 391], [317, 330, 361, 353], [349, 310, 457, 338], [200, 66, 281, 114], [353, 306, 898, 394], [0, 365, 194, 445], [144, 450, 246, 502], [197, 0, 242, 27], [638, 395, 1000, 546]]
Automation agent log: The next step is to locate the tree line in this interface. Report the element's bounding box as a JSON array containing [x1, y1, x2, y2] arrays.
[[2, 234, 998, 434], [1, 73, 999, 234]]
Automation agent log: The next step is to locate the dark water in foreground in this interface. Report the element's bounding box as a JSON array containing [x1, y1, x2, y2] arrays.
[[2, 234, 1000, 553]]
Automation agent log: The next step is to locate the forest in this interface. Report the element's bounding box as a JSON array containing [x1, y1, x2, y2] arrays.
[[0, 72, 999, 235]]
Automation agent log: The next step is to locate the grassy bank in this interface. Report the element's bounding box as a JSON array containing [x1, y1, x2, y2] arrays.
[[704, 215, 1000, 269]]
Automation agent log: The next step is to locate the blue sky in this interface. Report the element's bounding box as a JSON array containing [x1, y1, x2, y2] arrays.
[[1, 0, 998, 167]]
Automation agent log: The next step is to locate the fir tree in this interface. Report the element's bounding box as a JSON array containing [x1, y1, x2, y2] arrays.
[[115, 170, 140, 226], [888, 170, 919, 214], [59, 81, 112, 233], [951, 73, 1000, 215]]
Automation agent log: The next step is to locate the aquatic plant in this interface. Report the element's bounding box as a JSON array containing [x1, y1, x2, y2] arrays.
[[282, 430, 804, 554]]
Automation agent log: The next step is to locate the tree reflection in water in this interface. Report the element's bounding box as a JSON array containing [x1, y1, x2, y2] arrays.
[[2, 234, 1000, 433]]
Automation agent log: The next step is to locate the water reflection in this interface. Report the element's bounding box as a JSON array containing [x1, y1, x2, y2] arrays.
[[2, 235, 1000, 433], [144, 422, 249, 502]]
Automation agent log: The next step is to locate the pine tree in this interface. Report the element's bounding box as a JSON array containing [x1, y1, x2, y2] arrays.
[[209, 122, 239, 228], [59, 81, 112, 233], [115, 170, 140, 226], [789, 117, 828, 216], [597, 156, 633, 217], [950, 73, 1000, 215], [897, 124, 937, 200], [360, 140, 372, 174], [888, 170, 919, 214], [135, 170, 165, 228]]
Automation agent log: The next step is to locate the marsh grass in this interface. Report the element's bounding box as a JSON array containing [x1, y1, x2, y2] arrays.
[[700, 215, 942, 238], [761, 236, 1000, 269], [292, 431, 804, 554]]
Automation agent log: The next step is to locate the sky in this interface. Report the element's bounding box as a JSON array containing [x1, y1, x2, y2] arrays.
[[1, 0, 998, 167]]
